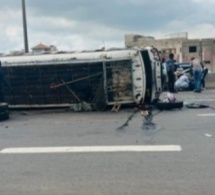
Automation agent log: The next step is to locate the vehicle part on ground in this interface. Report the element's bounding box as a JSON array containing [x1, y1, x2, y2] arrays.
[[117, 103, 163, 131], [155, 101, 184, 110], [185, 103, 209, 109]]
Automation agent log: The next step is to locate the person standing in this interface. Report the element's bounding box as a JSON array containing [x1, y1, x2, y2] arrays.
[[201, 67, 208, 89], [165, 53, 176, 93], [161, 57, 167, 90], [190, 58, 203, 93]]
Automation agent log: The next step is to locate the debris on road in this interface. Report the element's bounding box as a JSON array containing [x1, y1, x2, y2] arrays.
[[185, 102, 209, 109], [205, 134, 213, 138]]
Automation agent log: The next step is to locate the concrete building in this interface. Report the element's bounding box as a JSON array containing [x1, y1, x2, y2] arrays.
[[125, 34, 215, 72], [182, 39, 215, 72]]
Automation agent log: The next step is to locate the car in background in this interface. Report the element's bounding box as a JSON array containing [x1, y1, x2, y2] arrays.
[[162, 62, 191, 90], [162, 62, 191, 75], [162, 62, 191, 74], [175, 62, 191, 71], [175, 63, 191, 76]]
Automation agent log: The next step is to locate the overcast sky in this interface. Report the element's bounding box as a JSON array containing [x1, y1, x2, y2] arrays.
[[1, 0, 215, 53]]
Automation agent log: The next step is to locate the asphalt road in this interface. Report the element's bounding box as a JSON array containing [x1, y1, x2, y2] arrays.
[[0, 90, 215, 195]]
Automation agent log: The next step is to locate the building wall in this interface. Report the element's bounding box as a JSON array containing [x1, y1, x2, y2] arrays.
[[201, 39, 214, 72], [182, 39, 201, 62], [125, 34, 215, 72], [182, 39, 215, 72], [125, 34, 186, 62]]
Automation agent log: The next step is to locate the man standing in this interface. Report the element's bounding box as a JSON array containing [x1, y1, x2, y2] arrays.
[[190, 58, 203, 93], [0, 61, 4, 102], [165, 53, 176, 93]]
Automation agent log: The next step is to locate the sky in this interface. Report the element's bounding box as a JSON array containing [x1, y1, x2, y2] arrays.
[[1, 0, 215, 53]]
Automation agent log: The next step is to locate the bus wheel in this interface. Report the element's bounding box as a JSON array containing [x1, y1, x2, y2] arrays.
[[156, 101, 184, 111]]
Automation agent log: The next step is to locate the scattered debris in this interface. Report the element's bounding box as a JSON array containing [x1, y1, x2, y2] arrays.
[[116, 107, 162, 132], [185, 102, 209, 109], [72, 102, 92, 112], [205, 134, 213, 138], [141, 110, 162, 131], [111, 103, 121, 112]]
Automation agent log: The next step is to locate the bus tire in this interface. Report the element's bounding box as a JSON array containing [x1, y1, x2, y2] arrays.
[[156, 101, 184, 111]]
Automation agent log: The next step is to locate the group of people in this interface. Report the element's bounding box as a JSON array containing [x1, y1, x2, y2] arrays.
[[162, 53, 208, 93]]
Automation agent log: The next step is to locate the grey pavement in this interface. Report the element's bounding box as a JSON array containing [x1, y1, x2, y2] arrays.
[[0, 90, 215, 195]]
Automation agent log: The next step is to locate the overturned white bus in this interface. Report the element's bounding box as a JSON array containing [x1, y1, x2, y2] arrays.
[[0, 46, 162, 110]]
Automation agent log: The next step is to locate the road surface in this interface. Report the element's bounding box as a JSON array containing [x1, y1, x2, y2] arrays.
[[0, 90, 215, 195]]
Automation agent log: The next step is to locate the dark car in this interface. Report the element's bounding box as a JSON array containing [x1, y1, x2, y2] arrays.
[[175, 63, 191, 76], [175, 62, 191, 71]]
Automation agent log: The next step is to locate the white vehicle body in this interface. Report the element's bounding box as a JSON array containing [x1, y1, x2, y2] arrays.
[[0, 47, 162, 109]]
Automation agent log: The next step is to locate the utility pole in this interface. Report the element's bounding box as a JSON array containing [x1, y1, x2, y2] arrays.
[[199, 39, 203, 62], [22, 0, 29, 53]]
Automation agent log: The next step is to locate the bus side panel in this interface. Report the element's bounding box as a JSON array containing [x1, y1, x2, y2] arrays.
[[2, 63, 104, 106]]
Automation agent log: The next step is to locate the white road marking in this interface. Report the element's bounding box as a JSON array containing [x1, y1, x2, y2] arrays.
[[0, 145, 182, 154], [205, 134, 213, 138], [197, 113, 215, 117]]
